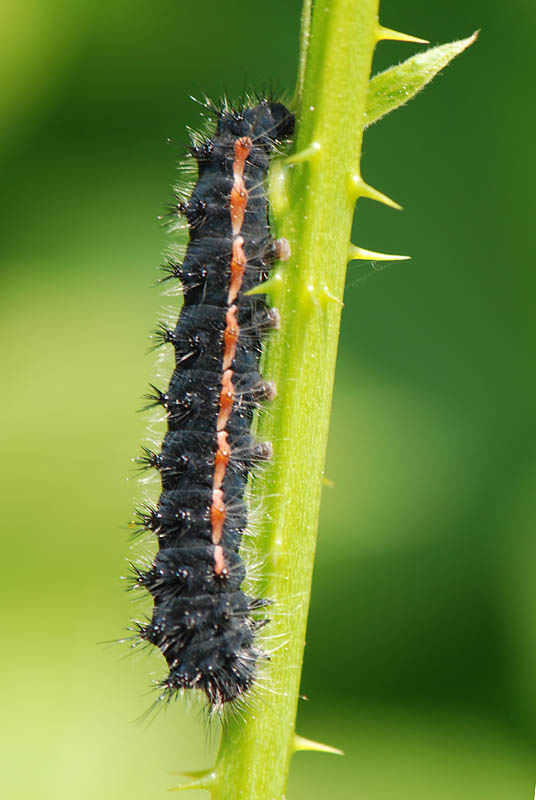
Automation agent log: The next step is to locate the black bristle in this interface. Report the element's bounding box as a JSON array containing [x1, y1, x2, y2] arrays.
[[142, 384, 168, 410], [136, 446, 162, 471]]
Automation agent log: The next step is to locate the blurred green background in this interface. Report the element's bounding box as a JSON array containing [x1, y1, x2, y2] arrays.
[[1, 0, 534, 797]]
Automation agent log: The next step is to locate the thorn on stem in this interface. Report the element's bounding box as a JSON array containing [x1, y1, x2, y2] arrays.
[[348, 243, 410, 262], [349, 175, 402, 210], [376, 25, 429, 44], [293, 734, 344, 756]]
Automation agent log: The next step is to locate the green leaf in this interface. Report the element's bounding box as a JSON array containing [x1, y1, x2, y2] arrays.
[[365, 31, 478, 127]]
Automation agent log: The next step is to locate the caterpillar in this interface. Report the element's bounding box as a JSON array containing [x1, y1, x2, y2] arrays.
[[131, 99, 295, 708]]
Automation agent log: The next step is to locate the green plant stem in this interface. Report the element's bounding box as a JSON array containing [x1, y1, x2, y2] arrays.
[[211, 1, 380, 798]]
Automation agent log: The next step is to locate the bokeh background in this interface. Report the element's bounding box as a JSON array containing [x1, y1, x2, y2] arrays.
[[1, 0, 535, 797]]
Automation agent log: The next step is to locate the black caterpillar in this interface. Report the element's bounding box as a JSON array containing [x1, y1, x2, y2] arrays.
[[132, 100, 294, 708]]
